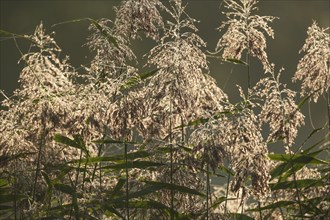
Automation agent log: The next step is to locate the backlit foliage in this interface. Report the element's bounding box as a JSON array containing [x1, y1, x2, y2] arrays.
[[0, 0, 329, 219]]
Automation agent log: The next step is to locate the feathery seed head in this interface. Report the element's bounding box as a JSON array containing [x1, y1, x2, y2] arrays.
[[293, 21, 330, 102], [217, 0, 277, 73]]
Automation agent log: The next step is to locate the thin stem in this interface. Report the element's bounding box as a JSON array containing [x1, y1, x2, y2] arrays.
[[81, 159, 88, 192], [170, 84, 174, 220], [32, 130, 45, 201], [206, 164, 210, 220], [258, 201, 262, 220], [0, 90, 9, 100], [274, 191, 285, 218], [14, 160, 17, 220], [240, 193, 244, 220], [288, 147, 304, 219], [90, 134, 104, 188], [308, 101, 316, 130], [246, 51, 251, 90], [224, 165, 231, 214], [69, 149, 83, 220], [74, 150, 83, 189], [327, 91, 330, 132], [125, 142, 130, 220]]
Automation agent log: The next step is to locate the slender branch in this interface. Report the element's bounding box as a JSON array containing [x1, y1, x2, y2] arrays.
[[288, 147, 304, 219], [258, 201, 262, 220], [327, 91, 330, 132], [14, 159, 17, 220], [125, 142, 130, 220], [32, 128, 45, 201], [0, 90, 9, 100], [246, 49, 251, 90], [206, 163, 210, 220], [224, 164, 231, 214], [170, 83, 174, 220]]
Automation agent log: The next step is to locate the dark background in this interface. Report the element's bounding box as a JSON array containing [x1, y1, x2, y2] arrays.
[[1, 0, 329, 153]]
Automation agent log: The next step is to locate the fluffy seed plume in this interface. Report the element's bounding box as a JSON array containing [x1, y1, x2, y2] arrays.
[[114, 0, 165, 40], [253, 66, 305, 146], [216, 0, 277, 73], [293, 21, 330, 102]]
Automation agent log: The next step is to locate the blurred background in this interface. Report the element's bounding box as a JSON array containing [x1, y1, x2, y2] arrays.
[[1, 0, 329, 153]]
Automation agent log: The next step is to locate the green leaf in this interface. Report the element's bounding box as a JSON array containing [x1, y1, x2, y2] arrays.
[[51, 18, 89, 27], [52, 18, 118, 48], [219, 165, 234, 176], [0, 29, 17, 37], [225, 58, 248, 65], [229, 213, 254, 220], [121, 76, 140, 90], [54, 134, 88, 154], [0, 29, 37, 44], [93, 138, 136, 145], [268, 153, 328, 164], [0, 152, 36, 165], [176, 110, 232, 129], [0, 194, 25, 204], [297, 94, 312, 109], [115, 199, 167, 209], [41, 170, 52, 187], [113, 185, 163, 202], [54, 184, 76, 196], [270, 150, 328, 180], [270, 179, 324, 190], [99, 161, 165, 170], [144, 181, 205, 197], [70, 151, 150, 164], [0, 205, 12, 210], [89, 19, 119, 48], [111, 199, 188, 219], [46, 204, 72, 216], [247, 201, 296, 211], [102, 204, 124, 219], [298, 128, 323, 151], [0, 179, 8, 188], [177, 144, 192, 153], [139, 68, 159, 80], [211, 196, 236, 210], [120, 68, 160, 90], [111, 178, 126, 197], [112, 181, 204, 204], [206, 55, 248, 65], [186, 117, 209, 127]]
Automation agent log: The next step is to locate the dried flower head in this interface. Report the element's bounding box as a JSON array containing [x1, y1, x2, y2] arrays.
[[227, 107, 270, 198], [134, 1, 228, 139], [114, 0, 165, 40], [293, 21, 330, 102], [86, 18, 136, 79], [0, 23, 87, 209], [216, 0, 277, 72], [192, 90, 270, 198], [253, 66, 305, 146], [189, 118, 228, 172], [266, 165, 330, 219]]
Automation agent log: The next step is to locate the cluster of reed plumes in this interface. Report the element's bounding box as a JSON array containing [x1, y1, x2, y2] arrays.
[[0, 0, 329, 219]]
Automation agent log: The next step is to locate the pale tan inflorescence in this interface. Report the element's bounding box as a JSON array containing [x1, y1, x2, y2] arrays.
[[216, 0, 277, 73], [114, 0, 165, 40], [252, 67, 305, 146], [265, 165, 330, 219], [227, 107, 271, 198], [293, 21, 330, 102], [132, 0, 228, 140], [2, 0, 329, 218], [0, 22, 81, 163], [0, 23, 90, 205]]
